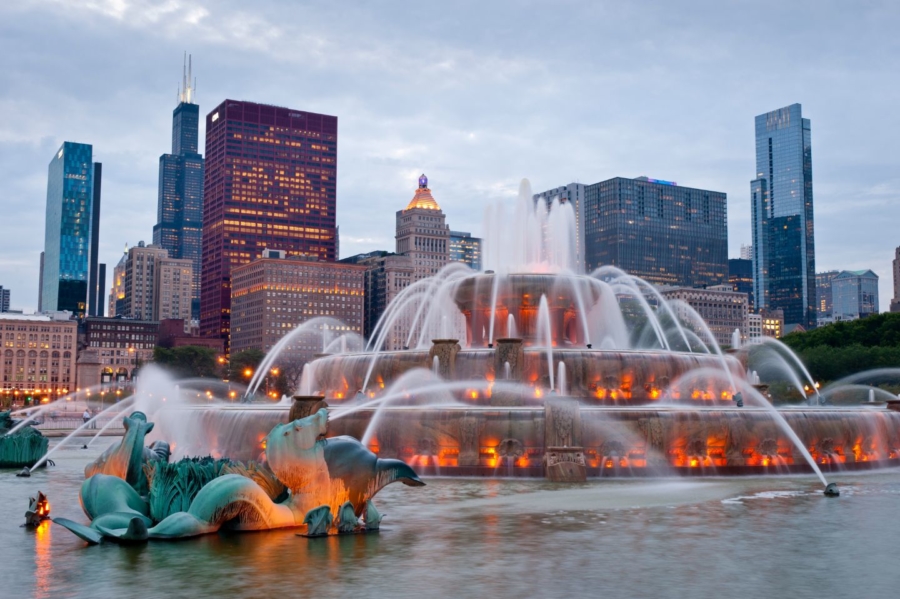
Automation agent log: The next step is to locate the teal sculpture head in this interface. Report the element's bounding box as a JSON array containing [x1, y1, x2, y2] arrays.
[[264, 408, 328, 491]]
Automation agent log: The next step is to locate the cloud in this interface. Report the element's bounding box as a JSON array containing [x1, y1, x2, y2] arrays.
[[1, 0, 899, 314]]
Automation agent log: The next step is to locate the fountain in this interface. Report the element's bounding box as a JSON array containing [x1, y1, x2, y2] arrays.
[[133, 179, 899, 491]]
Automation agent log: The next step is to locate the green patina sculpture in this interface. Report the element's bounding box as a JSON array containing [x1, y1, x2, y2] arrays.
[[304, 505, 333, 536], [0, 410, 49, 468], [53, 407, 424, 543]]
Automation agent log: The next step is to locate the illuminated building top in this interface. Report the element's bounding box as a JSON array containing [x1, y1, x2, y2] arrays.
[[405, 173, 441, 210]]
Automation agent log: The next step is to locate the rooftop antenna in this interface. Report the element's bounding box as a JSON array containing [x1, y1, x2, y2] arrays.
[[179, 52, 195, 105]]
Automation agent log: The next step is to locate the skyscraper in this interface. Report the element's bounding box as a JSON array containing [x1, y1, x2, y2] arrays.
[[200, 100, 338, 348], [396, 174, 450, 281], [816, 270, 839, 322], [41, 142, 102, 318], [583, 176, 727, 287], [153, 55, 204, 320], [751, 103, 816, 330], [891, 247, 900, 313], [728, 258, 754, 310], [0, 285, 9, 312]]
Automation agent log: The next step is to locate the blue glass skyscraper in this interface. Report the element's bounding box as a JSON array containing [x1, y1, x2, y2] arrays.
[[751, 103, 816, 330], [153, 55, 204, 319], [42, 142, 101, 317]]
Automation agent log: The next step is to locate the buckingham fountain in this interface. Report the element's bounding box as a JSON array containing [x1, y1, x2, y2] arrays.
[[146, 180, 900, 488]]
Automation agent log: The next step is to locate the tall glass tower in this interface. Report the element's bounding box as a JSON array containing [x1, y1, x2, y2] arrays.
[[751, 103, 816, 330], [42, 142, 101, 317], [153, 55, 204, 319]]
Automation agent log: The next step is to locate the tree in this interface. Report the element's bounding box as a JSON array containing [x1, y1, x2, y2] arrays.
[[153, 346, 221, 379], [229, 349, 266, 383]]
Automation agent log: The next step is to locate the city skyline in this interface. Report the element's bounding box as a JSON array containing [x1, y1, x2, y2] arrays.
[[1, 2, 899, 311]]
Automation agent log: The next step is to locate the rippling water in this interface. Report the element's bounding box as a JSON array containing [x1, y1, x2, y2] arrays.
[[3, 440, 899, 598]]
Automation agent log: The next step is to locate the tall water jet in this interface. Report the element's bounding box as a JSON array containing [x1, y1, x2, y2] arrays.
[[537, 295, 554, 391]]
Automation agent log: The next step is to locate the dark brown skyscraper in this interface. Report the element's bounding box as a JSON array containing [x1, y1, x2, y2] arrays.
[[200, 100, 338, 348]]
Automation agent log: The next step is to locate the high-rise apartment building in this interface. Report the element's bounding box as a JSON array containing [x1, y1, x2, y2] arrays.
[[832, 270, 879, 321], [200, 100, 338, 349], [449, 231, 483, 271], [740, 244, 753, 260], [583, 176, 727, 287], [123, 242, 168, 321], [751, 103, 816, 330], [533, 183, 586, 271], [230, 253, 365, 357], [153, 257, 193, 322], [815, 270, 839, 322], [41, 142, 103, 318], [0, 286, 9, 313], [153, 56, 204, 320], [396, 174, 450, 280]]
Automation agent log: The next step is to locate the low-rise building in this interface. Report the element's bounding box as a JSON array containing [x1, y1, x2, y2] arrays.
[[81, 317, 159, 383], [660, 285, 749, 347], [0, 312, 77, 403]]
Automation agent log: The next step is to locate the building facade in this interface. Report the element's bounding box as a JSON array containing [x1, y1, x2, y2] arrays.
[[123, 243, 169, 321], [449, 231, 483, 271], [584, 176, 727, 287], [230, 255, 365, 359], [815, 270, 839, 323], [340, 251, 414, 345], [891, 247, 900, 313], [533, 183, 586, 271], [660, 285, 749, 347], [81, 317, 159, 383], [832, 269, 879, 321], [200, 100, 338, 350], [153, 257, 194, 322], [0, 286, 9, 312], [153, 57, 204, 320], [760, 308, 784, 338], [108, 249, 127, 317], [751, 103, 816, 330], [0, 312, 77, 401], [396, 174, 450, 280], [728, 258, 754, 310], [41, 142, 103, 317]]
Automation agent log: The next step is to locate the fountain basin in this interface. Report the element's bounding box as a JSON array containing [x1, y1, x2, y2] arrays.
[[150, 403, 900, 479]]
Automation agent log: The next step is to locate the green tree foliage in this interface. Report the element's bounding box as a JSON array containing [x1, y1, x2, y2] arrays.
[[782, 312, 900, 351], [229, 349, 266, 382], [153, 346, 221, 379], [780, 313, 900, 382]]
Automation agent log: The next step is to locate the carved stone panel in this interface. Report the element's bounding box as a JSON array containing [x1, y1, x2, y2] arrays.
[[494, 338, 525, 382], [544, 397, 581, 448]]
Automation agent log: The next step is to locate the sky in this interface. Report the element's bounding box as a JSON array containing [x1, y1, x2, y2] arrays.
[[1, 0, 899, 312]]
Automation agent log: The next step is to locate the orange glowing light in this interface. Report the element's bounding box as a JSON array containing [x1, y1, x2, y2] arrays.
[[689, 458, 699, 468], [244, 368, 253, 378], [762, 457, 771, 467], [534, 388, 543, 398], [605, 459, 614, 468], [648, 389, 660, 400], [469, 391, 478, 399]]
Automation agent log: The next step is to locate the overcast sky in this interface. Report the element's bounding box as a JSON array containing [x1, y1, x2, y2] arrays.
[[1, 0, 899, 312]]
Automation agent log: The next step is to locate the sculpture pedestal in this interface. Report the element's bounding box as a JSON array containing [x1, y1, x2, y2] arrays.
[[544, 447, 586, 482]]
